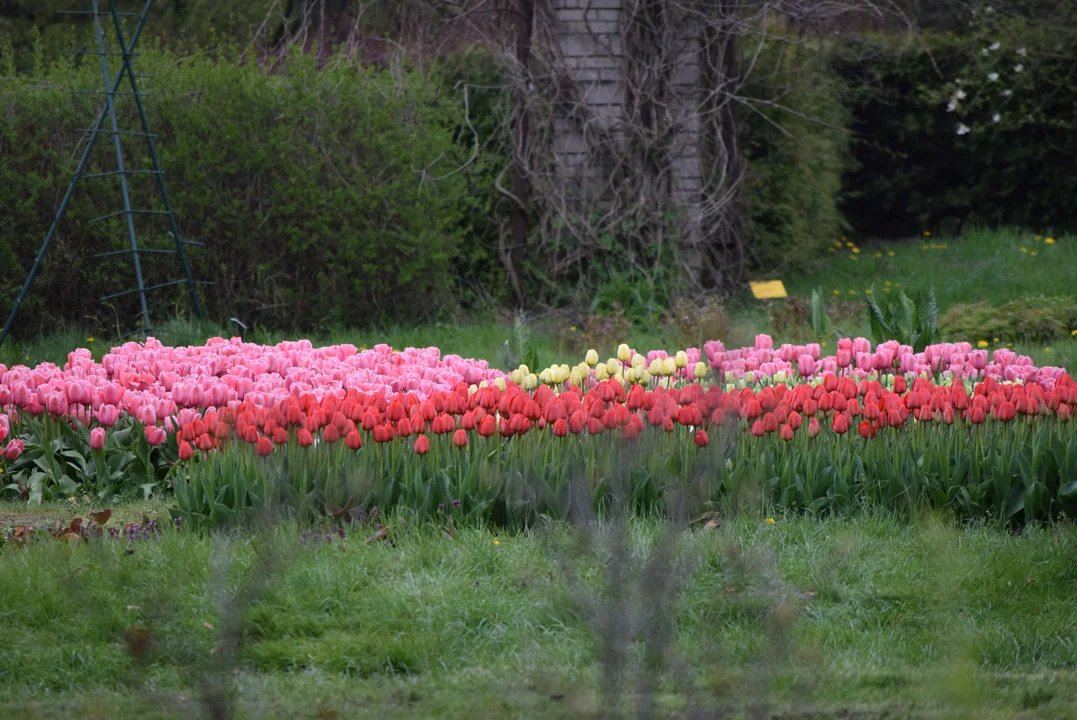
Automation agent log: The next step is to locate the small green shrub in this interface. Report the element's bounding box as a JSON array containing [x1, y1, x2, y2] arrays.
[[941, 296, 1077, 345], [865, 285, 939, 352]]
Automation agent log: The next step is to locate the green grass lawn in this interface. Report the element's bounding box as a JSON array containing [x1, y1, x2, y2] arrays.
[[2, 228, 1074, 372], [3, 504, 1077, 718]]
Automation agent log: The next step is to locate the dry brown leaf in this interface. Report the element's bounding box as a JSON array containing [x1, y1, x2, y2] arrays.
[[89, 509, 112, 526]]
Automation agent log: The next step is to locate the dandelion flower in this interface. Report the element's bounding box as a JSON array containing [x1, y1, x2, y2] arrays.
[[86, 336, 95, 343], [766, 517, 776, 526], [888, 251, 895, 256], [988, 72, 999, 82], [848, 289, 857, 295], [1071, 329, 1077, 336], [1034, 234, 1042, 240], [1045, 237, 1056, 244], [851, 247, 860, 254], [832, 289, 840, 296], [1020, 247, 1028, 253], [1030, 250, 1038, 256], [493, 537, 500, 545], [845, 241, 854, 247], [865, 289, 873, 294], [874, 252, 882, 258], [993, 338, 999, 343], [923, 231, 932, 237], [1045, 347, 1052, 353], [978, 340, 989, 348]]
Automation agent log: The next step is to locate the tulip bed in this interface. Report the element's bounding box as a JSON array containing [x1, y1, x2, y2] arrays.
[[1, 335, 1075, 527]]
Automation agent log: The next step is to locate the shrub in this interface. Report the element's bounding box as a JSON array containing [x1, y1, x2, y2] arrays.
[[941, 296, 1077, 345], [0, 47, 475, 334], [832, 25, 1077, 238], [740, 42, 849, 275]]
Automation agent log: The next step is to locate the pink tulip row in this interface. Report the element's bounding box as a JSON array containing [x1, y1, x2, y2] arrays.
[[703, 335, 1068, 390], [0, 337, 504, 433]]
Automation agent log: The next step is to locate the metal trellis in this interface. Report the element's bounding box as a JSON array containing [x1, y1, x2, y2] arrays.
[[0, 0, 205, 349]]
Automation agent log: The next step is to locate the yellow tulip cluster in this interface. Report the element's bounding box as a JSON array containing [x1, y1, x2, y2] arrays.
[[507, 344, 710, 390]]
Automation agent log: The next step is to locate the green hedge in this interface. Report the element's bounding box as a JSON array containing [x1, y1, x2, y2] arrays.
[[0, 48, 482, 334], [832, 29, 1077, 238], [741, 43, 849, 275]]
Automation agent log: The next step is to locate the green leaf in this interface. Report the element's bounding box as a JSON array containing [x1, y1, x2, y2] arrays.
[[1059, 481, 1077, 502]]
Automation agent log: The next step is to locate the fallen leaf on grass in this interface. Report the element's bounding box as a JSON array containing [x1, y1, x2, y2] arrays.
[[89, 509, 112, 526], [365, 526, 391, 544]]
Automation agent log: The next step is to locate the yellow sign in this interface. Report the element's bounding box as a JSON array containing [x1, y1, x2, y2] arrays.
[[749, 280, 788, 300]]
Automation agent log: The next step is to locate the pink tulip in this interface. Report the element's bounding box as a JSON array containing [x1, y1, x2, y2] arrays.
[[145, 426, 167, 446], [90, 427, 106, 450], [797, 355, 816, 378], [4, 439, 23, 461]]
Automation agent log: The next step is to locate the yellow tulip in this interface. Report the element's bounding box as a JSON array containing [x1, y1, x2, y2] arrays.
[[638, 369, 651, 386], [694, 361, 708, 379], [595, 363, 609, 381], [492, 378, 505, 391], [509, 369, 524, 385], [648, 358, 665, 376], [468, 384, 479, 395], [607, 358, 622, 373], [675, 350, 688, 368], [631, 354, 645, 370], [617, 344, 631, 362], [624, 367, 637, 384], [662, 357, 677, 376], [523, 373, 538, 391], [585, 349, 599, 367], [569, 370, 583, 387]]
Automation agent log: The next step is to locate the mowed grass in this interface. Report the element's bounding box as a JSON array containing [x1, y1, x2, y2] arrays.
[[3, 505, 1077, 718], [2, 228, 1073, 371]]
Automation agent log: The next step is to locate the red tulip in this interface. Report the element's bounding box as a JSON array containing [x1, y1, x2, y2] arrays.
[[762, 413, 779, 434], [750, 420, 765, 437], [414, 435, 430, 455], [893, 376, 907, 395], [90, 427, 106, 450], [553, 418, 568, 437], [857, 420, 875, 439], [996, 401, 1016, 422], [298, 428, 314, 447], [807, 417, 820, 438], [324, 424, 340, 444], [970, 407, 986, 424], [256, 436, 274, 457], [273, 427, 290, 445], [778, 424, 793, 442], [694, 429, 710, 447], [453, 429, 469, 447], [787, 411, 803, 430], [832, 414, 848, 435], [345, 430, 363, 450], [1057, 404, 1070, 422], [477, 415, 496, 438], [178, 440, 194, 461]]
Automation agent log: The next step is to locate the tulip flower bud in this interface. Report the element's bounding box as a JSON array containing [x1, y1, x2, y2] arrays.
[[595, 363, 609, 381], [638, 370, 651, 386], [492, 378, 505, 391], [663, 357, 677, 376], [617, 344, 631, 362], [468, 384, 478, 395], [539, 368, 552, 385], [585, 349, 599, 367], [675, 351, 688, 368], [648, 359, 664, 377], [624, 368, 637, 384], [631, 354, 646, 370], [518, 364, 530, 376], [607, 358, 622, 373], [523, 374, 538, 391], [774, 370, 787, 384], [693, 361, 708, 379], [569, 371, 583, 387], [480, 380, 489, 388], [559, 364, 571, 383]]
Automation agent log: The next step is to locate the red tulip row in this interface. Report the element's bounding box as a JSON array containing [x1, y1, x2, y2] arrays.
[[155, 373, 1077, 461]]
